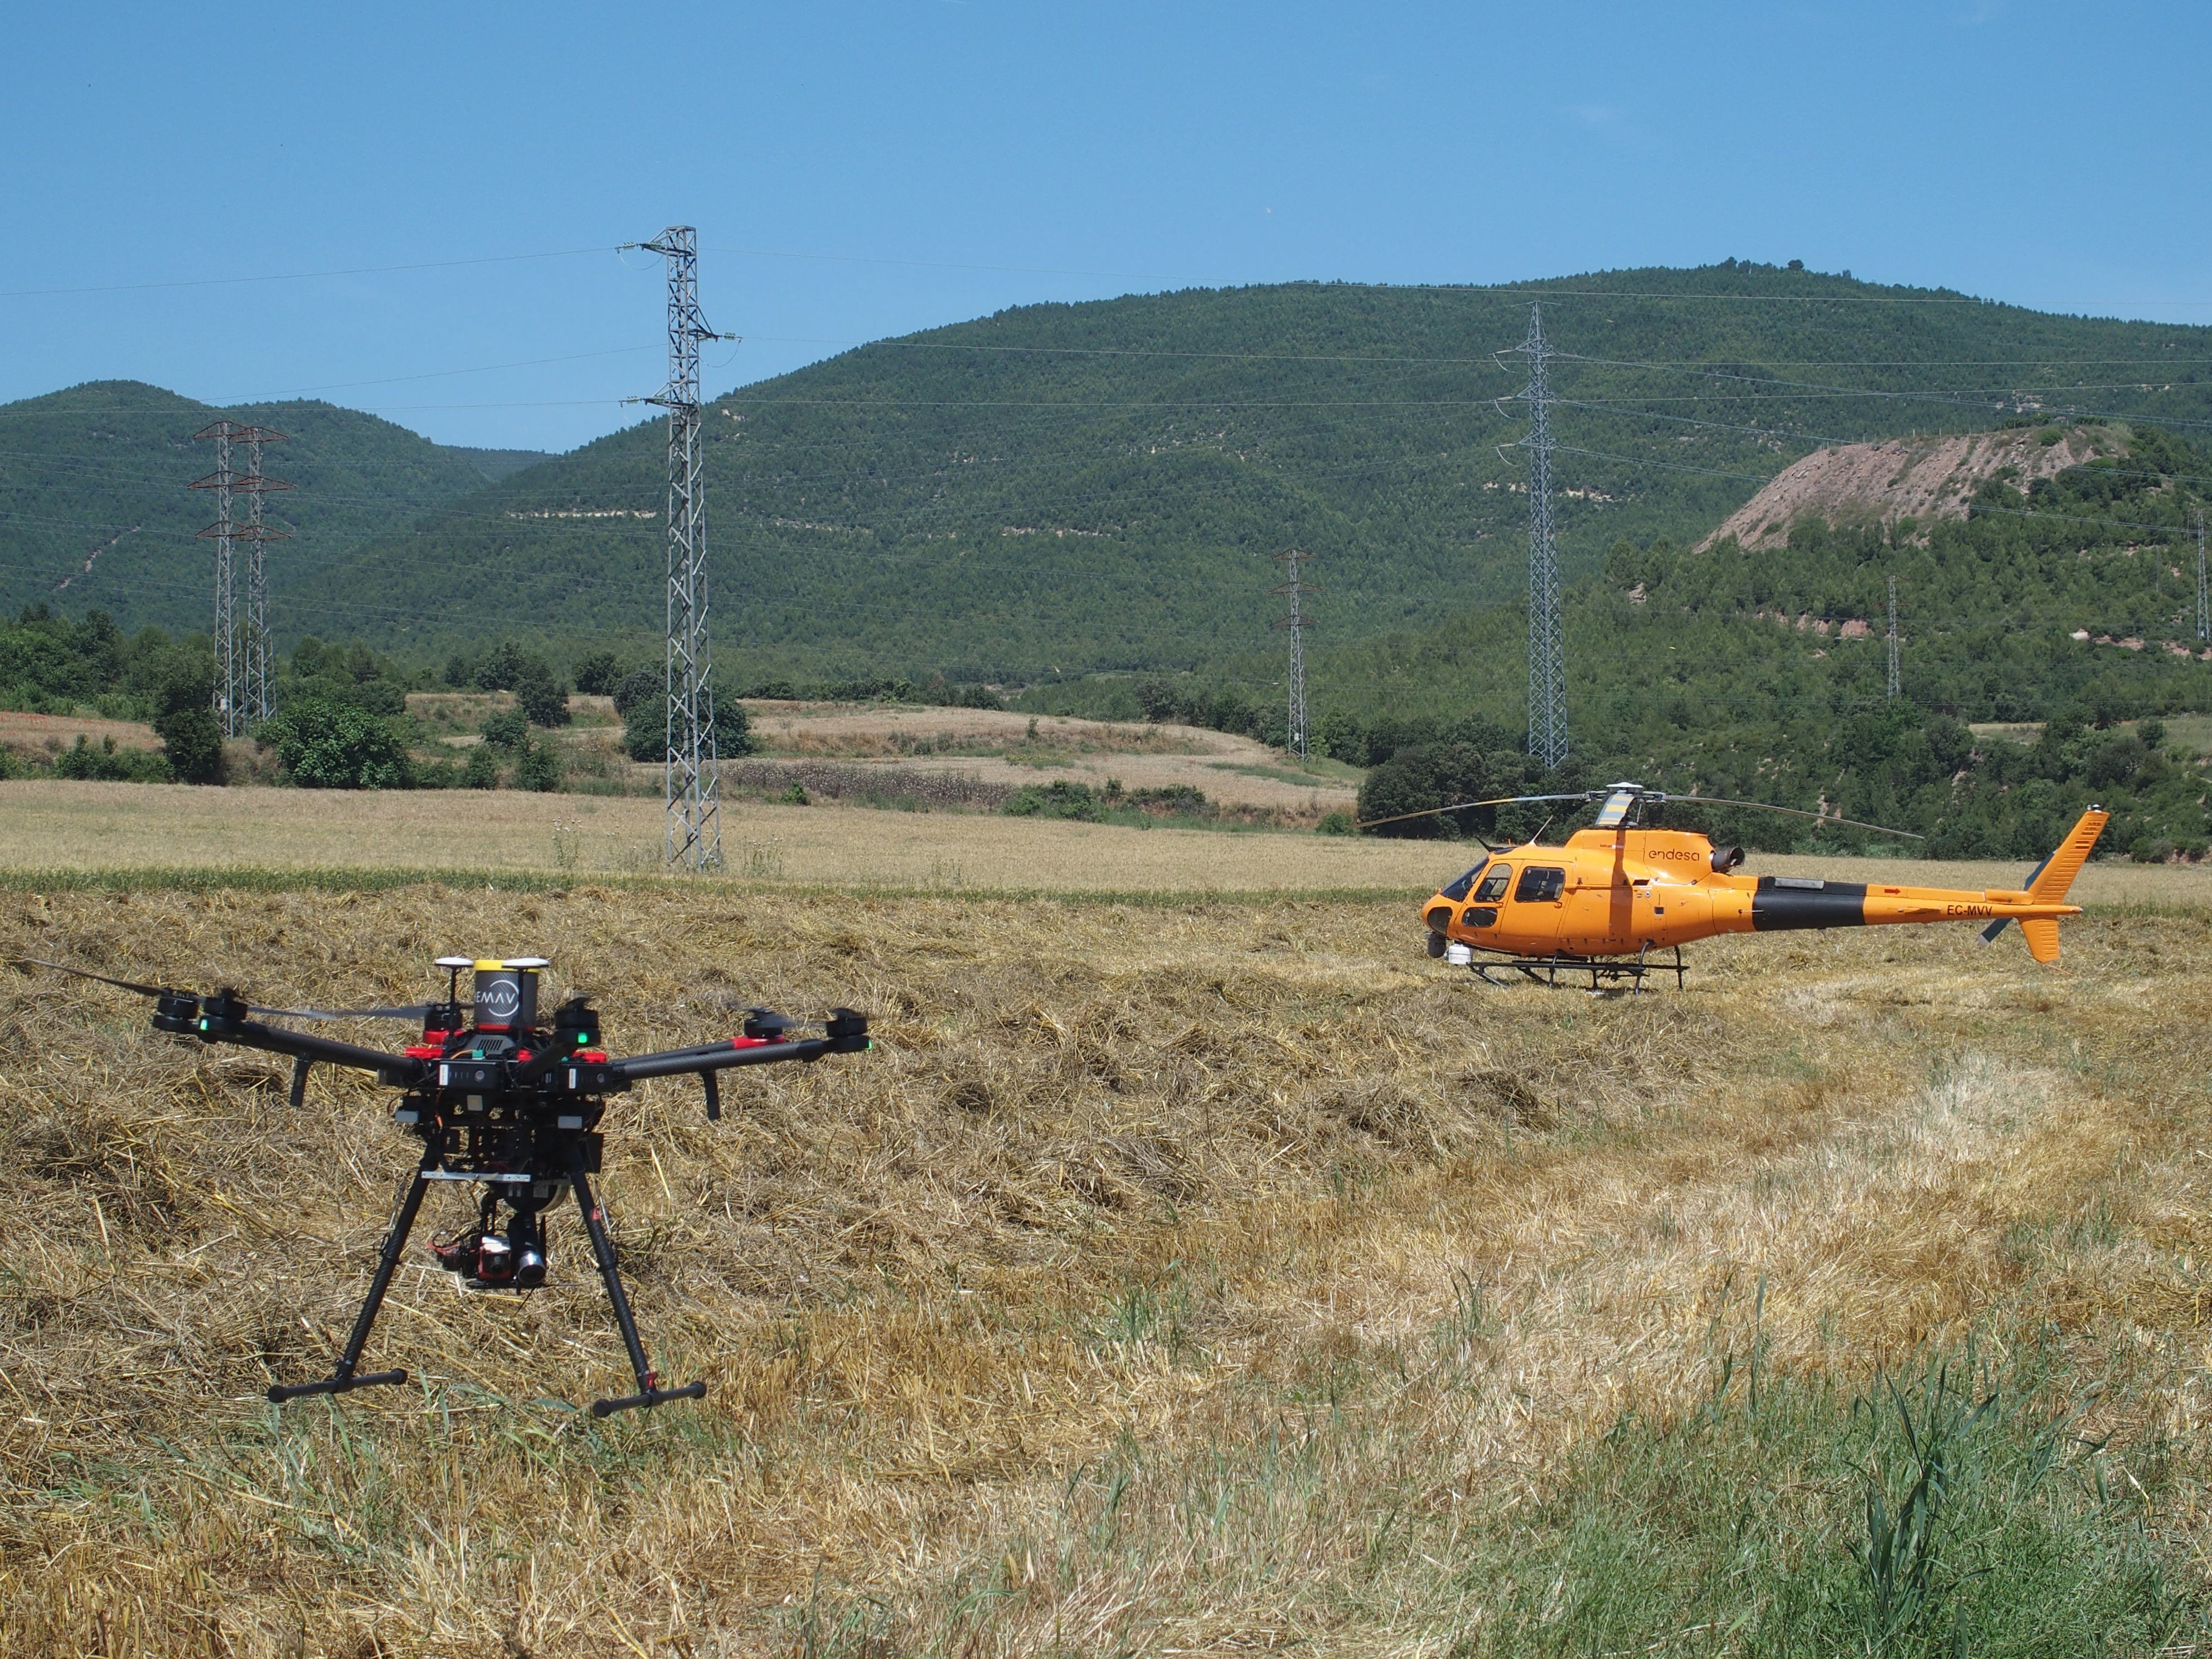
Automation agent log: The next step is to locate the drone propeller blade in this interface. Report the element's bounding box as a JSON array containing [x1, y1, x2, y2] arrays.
[[1354, 793, 1588, 832], [1660, 794, 1924, 841], [250, 1002, 439, 1023], [14, 957, 187, 999], [17, 959, 435, 1023]]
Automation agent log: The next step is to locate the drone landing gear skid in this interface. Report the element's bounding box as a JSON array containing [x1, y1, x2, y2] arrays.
[[1470, 943, 1687, 992], [268, 1148, 702, 1418]]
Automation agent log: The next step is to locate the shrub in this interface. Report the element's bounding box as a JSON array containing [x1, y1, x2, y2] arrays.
[[473, 641, 529, 691], [1005, 780, 1104, 821], [514, 735, 563, 793], [481, 708, 529, 750], [621, 705, 664, 763], [1317, 810, 1356, 836], [513, 657, 571, 727], [460, 744, 501, 789], [258, 698, 413, 789], [151, 668, 224, 785], [52, 735, 172, 783], [623, 696, 750, 761], [152, 704, 225, 784], [573, 652, 623, 697], [611, 667, 659, 719], [1356, 742, 1501, 838]]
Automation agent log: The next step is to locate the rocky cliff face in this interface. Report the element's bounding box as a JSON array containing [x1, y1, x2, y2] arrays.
[[1699, 425, 2127, 551]]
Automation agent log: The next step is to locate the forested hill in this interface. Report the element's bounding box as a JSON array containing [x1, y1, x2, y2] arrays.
[[308, 263, 2212, 678], [0, 381, 541, 632]]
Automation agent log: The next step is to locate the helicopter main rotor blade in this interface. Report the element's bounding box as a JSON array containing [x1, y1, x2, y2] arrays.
[[1354, 793, 1589, 832], [1660, 794, 1924, 841], [14, 957, 186, 999]]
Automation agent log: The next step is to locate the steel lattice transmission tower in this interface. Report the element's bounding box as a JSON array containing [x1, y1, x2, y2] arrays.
[[2197, 508, 2208, 644], [1515, 303, 1568, 770], [236, 426, 290, 725], [189, 424, 241, 733], [634, 226, 734, 872], [1270, 548, 1316, 759], [191, 421, 291, 734], [1886, 574, 1901, 699]]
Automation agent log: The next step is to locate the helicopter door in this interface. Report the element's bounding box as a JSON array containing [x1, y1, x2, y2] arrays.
[[1508, 865, 1567, 952], [1561, 865, 1628, 952]]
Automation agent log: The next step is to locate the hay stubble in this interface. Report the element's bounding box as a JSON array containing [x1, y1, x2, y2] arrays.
[[2, 881, 2208, 1654]]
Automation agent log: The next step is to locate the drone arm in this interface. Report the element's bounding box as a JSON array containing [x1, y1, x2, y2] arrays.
[[613, 1010, 870, 1085], [614, 1034, 860, 1082], [159, 996, 428, 1087]]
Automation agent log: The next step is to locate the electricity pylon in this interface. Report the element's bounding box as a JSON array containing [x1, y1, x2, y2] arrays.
[[236, 426, 290, 725], [631, 226, 733, 872], [192, 421, 290, 733], [189, 423, 240, 733], [1887, 574, 1900, 699], [1270, 549, 1316, 759], [1515, 303, 1567, 770], [2197, 508, 2208, 644]]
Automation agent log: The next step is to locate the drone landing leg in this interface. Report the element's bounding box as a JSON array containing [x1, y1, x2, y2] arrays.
[[268, 1157, 433, 1404], [570, 1163, 706, 1418]]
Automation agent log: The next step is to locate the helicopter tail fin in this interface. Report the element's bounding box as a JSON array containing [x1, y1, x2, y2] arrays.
[[2025, 807, 2108, 905], [2019, 918, 2062, 964], [1978, 807, 2107, 959]]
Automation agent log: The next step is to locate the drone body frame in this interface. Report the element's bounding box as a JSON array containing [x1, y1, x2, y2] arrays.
[[46, 955, 870, 1418]]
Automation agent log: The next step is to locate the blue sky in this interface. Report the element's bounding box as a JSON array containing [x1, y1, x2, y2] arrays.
[[4, 1, 2206, 452]]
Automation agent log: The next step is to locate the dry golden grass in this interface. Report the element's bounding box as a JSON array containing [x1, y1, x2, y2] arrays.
[[0, 710, 162, 760], [7, 780, 2209, 911], [3, 872, 2211, 1654]]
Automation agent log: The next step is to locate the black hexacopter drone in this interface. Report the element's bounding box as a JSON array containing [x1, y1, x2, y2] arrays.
[[25, 954, 869, 1417]]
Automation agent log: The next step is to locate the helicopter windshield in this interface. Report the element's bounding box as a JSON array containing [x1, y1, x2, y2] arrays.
[[1439, 860, 1488, 902]]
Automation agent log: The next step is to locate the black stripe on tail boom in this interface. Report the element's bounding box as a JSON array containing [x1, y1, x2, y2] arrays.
[[1750, 876, 1868, 932]]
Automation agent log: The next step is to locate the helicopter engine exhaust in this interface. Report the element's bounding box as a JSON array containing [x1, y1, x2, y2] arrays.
[[1710, 845, 1747, 873]]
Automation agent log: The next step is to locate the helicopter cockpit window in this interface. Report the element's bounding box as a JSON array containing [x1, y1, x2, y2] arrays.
[[1440, 860, 1488, 903], [1472, 865, 1512, 903], [1514, 866, 1566, 904]]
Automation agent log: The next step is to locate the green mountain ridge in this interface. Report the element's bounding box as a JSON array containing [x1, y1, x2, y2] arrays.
[[300, 263, 2212, 682], [0, 380, 544, 634]]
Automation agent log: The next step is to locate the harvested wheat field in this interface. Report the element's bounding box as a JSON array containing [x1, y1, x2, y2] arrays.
[[4, 874, 2212, 1656]]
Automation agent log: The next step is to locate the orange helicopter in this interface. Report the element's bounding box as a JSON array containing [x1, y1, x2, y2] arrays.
[[1380, 783, 2109, 989]]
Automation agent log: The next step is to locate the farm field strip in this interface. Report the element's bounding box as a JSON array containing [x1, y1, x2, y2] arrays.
[[4, 778, 2210, 908], [2, 882, 2208, 1653]]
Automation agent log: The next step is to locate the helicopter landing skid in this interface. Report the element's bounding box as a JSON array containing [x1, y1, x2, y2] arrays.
[[1468, 944, 1686, 992]]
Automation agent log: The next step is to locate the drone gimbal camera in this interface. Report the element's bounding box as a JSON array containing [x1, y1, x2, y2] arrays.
[[31, 953, 869, 1417]]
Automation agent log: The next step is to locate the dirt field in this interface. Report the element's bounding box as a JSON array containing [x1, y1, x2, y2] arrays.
[[3, 877, 2209, 1655]]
